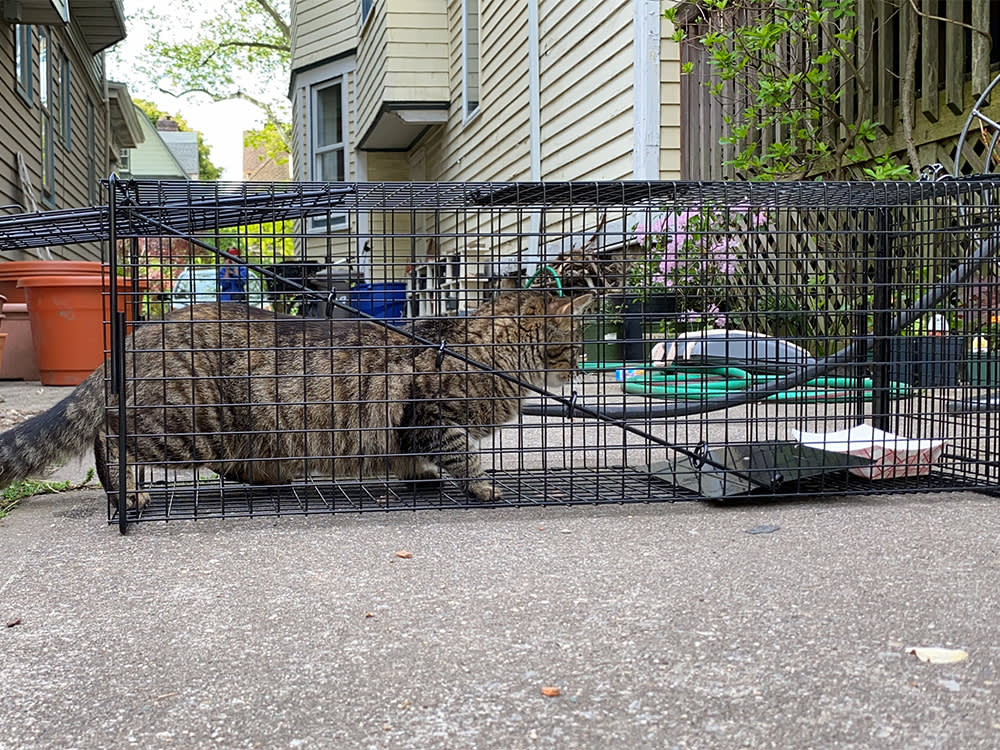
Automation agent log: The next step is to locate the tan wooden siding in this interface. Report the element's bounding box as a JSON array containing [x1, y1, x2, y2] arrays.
[[1, 23, 110, 261], [291, 0, 356, 70]]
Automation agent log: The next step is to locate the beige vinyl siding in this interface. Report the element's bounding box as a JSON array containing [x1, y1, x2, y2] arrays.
[[291, 0, 356, 70], [288, 0, 685, 285], [355, 0, 387, 142], [356, 0, 450, 145], [383, 3, 449, 103], [413, 0, 537, 286], [364, 153, 412, 282], [659, 7, 681, 178], [292, 85, 306, 181], [422, 0, 530, 182], [538, 0, 633, 181]]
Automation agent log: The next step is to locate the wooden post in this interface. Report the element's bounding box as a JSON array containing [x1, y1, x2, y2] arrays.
[[877, 0, 895, 133], [920, 0, 939, 122], [944, 0, 965, 114], [858, 0, 874, 123], [972, 0, 989, 101]]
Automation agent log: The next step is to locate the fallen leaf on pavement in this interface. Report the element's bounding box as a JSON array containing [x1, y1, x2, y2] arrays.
[[395, 550, 413, 559], [908, 647, 968, 664], [541, 686, 561, 697]]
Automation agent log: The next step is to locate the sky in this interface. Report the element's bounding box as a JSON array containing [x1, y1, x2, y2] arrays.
[[106, 1, 271, 181]]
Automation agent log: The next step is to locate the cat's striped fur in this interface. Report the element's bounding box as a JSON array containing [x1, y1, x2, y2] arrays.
[[0, 290, 593, 506]]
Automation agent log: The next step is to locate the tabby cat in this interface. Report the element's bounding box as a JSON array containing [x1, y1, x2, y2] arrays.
[[0, 290, 593, 507]]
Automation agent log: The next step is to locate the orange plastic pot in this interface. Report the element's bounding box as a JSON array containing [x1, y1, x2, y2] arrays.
[[0, 260, 103, 304], [0, 302, 39, 380], [18, 274, 141, 386]]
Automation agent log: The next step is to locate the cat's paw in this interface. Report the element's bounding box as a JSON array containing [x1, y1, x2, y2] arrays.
[[126, 491, 151, 510], [467, 480, 502, 503]]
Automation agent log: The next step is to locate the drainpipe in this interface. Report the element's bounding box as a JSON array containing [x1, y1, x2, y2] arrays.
[[633, 0, 660, 179], [527, 0, 542, 264]]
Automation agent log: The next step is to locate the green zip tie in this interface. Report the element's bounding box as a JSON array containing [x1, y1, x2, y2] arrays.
[[524, 265, 564, 296]]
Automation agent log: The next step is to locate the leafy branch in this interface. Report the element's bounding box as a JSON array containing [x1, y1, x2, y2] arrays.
[[667, 0, 911, 180]]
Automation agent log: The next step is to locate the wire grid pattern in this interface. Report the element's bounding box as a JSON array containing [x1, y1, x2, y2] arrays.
[[52, 177, 1000, 527]]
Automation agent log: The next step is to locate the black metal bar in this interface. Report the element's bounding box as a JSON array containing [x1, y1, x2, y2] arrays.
[[107, 175, 129, 535]]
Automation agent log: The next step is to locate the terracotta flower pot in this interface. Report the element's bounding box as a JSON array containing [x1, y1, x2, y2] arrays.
[[17, 274, 141, 386], [0, 260, 103, 304], [0, 301, 39, 380]]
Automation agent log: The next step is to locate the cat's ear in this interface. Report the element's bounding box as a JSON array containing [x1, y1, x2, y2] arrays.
[[551, 293, 596, 316]]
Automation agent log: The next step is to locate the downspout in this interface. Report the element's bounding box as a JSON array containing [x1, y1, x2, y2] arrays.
[[633, 0, 660, 179], [527, 0, 542, 262]]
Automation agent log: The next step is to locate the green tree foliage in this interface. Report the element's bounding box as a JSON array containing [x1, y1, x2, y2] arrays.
[[129, 0, 291, 152], [133, 98, 223, 180], [244, 120, 291, 169], [666, 0, 911, 180]]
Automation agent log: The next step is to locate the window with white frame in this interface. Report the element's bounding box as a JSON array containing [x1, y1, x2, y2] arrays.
[[14, 24, 32, 103], [462, 0, 480, 118], [309, 80, 348, 231], [118, 148, 131, 177]]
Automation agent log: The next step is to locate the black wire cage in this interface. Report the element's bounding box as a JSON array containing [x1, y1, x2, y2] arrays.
[[8, 177, 1000, 531]]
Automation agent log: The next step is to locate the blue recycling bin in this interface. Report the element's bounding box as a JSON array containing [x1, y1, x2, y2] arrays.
[[349, 282, 407, 322]]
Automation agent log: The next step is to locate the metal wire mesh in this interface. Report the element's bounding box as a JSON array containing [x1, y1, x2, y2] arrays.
[[17, 176, 998, 528]]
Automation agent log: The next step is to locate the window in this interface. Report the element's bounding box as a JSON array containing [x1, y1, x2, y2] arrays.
[[39, 27, 55, 205], [361, 0, 374, 25], [14, 25, 32, 103], [309, 80, 348, 231], [313, 81, 345, 181], [118, 148, 131, 177], [462, 0, 480, 118]]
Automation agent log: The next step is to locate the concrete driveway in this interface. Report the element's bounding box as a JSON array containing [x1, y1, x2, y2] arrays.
[[2, 485, 998, 749]]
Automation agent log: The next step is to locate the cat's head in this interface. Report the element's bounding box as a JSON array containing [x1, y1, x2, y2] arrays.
[[523, 292, 597, 389], [547, 292, 596, 385]]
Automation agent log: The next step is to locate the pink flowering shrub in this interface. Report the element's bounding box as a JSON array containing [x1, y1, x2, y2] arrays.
[[630, 204, 767, 333]]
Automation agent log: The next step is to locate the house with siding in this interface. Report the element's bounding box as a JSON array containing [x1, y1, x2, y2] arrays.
[[289, 0, 681, 300], [119, 106, 191, 181], [1, 0, 140, 261]]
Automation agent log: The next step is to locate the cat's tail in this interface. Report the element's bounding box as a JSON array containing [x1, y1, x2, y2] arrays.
[[0, 370, 105, 488]]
